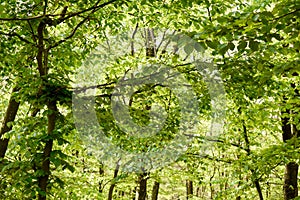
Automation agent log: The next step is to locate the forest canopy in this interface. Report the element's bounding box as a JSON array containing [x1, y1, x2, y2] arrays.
[[0, 0, 299, 199]]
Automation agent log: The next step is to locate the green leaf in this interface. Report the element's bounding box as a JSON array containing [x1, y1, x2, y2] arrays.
[[184, 44, 194, 55], [206, 40, 219, 49], [228, 42, 235, 51], [249, 40, 259, 51], [238, 40, 247, 51], [194, 42, 203, 52]]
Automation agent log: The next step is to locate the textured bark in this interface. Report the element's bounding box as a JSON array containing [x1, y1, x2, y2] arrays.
[[151, 181, 159, 200], [0, 86, 20, 159]]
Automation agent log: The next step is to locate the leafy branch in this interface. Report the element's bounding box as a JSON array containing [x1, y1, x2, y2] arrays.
[[48, 0, 118, 50], [0, 0, 118, 22], [0, 30, 34, 45]]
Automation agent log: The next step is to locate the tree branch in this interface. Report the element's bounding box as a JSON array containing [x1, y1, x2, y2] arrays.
[[0, 0, 118, 23], [56, 0, 118, 24], [43, 0, 48, 15], [131, 23, 139, 56], [274, 8, 300, 21], [27, 20, 37, 44], [48, 0, 118, 50], [0, 30, 34, 45]]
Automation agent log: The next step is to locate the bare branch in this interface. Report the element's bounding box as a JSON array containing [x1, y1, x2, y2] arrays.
[[206, 6, 212, 23], [27, 20, 37, 44], [43, 0, 48, 15]]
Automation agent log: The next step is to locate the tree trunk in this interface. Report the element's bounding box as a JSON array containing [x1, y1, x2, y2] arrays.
[[135, 27, 155, 200], [0, 86, 20, 159], [254, 180, 264, 200], [108, 162, 120, 200], [138, 172, 148, 200], [282, 109, 299, 200], [241, 121, 264, 200], [151, 181, 159, 200], [186, 180, 193, 199], [38, 101, 57, 200], [99, 162, 105, 193]]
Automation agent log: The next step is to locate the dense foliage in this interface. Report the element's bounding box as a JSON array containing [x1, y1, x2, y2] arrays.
[[0, 0, 299, 199]]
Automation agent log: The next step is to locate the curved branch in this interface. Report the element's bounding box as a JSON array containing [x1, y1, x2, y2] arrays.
[[0, 0, 118, 22], [48, 0, 118, 50], [57, 0, 118, 24], [0, 30, 34, 45]]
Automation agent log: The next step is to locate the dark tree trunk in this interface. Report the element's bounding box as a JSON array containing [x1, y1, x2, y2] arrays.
[[241, 121, 264, 200], [99, 163, 105, 193], [284, 162, 298, 200], [254, 180, 264, 200], [0, 86, 20, 159], [138, 172, 148, 200], [108, 162, 120, 200], [38, 101, 57, 200], [186, 180, 193, 199], [282, 108, 299, 200], [151, 181, 159, 200]]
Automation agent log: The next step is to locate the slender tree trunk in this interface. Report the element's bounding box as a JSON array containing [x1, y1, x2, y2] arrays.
[[282, 108, 299, 200], [38, 101, 57, 200], [0, 86, 20, 159], [138, 172, 148, 200], [108, 162, 120, 200], [254, 180, 264, 200], [135, 27, 155, 200], [36, 17, 55, 200], [151, 181, 159, 200], [186, 180, 193, 199], [209, 167, 215, 199], [99, 162, 105, 193], [241, 119, 264, 200]]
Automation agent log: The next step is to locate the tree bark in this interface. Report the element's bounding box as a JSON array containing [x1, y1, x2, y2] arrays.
[[108, 162, 120, 200], [241, 120, 264, 200], [138, 172, 148, 200], [284, 162, 298, 200], [99, 162, 105, 193], [282, 108, 299, 200], [186, 180, 193, 199], [0, 86, 20, 159], [38, 101, 57, 200], [151, 181, 159, 200]]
